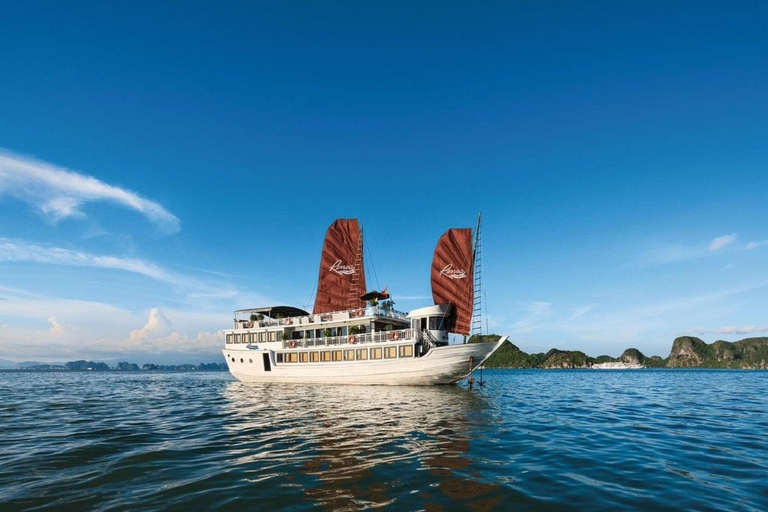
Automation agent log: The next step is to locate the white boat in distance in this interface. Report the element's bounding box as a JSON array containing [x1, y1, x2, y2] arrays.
[[591, 361, 645, 370], [223, 218, 507, 385]]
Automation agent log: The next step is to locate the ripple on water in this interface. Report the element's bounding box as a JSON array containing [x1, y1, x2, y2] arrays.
[[1, 369, 768, 510]]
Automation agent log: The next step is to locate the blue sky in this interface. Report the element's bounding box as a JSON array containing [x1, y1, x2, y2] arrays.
[[1, 1, 767, 363]]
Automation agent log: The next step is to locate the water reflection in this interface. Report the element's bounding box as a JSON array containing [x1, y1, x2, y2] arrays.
[[221, 382, 501, 510]]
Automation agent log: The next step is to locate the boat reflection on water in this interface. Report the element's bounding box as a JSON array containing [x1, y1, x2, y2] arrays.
[[221, 381, 502, 510]]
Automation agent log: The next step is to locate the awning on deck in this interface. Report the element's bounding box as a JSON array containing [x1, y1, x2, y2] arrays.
[[234, 306, 310, 318]]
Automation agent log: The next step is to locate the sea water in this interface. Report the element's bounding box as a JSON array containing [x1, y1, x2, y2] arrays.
[[1, 369, 766, 511]]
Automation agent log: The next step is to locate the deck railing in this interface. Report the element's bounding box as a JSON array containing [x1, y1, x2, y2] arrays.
[[282, 329, 414, 349], [234, 305, 409, 329]]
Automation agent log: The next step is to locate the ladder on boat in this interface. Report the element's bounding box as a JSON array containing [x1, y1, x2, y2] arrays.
[[348, 226, 364, 310], [471, 213, 484, 337]]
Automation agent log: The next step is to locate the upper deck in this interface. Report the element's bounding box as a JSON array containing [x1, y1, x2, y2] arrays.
[[231, 305, 409, 331]]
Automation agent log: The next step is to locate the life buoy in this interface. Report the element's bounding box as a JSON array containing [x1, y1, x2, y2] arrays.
[[348, 335, 357, 344], [390, 331, 400, 341], [288, 340, 296, 349], [247, 321, 253, 328], [355, 309, 364, 318]]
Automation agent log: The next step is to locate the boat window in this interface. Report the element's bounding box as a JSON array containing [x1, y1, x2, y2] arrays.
[[269, 331, 278, 342], [371, 348, 382, 360], [310, 352, 320, 362], [429, 316, 447, 330], [276, 353, 284, 363], [399, 345, 413, 357], [286, 352, 298, 363], [332, 350, 343, 361], [226, 333, 233, 344], [344, 349, 354, 361], [299, 352, 309, 363], [356, 349, 368, 360], [321, 351, 331, 362], [384, 346, 397, 359]]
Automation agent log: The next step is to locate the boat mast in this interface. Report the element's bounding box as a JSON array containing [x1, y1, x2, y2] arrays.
[[471, 212, 484, 337]]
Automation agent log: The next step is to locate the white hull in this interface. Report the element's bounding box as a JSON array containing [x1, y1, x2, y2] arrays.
[[224, 337, 506, 386], [592, 361, 645, 369]]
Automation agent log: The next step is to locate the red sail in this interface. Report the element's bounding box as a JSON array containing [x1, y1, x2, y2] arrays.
[[313, 219, 367, 314], [431, 228, 474, 335]]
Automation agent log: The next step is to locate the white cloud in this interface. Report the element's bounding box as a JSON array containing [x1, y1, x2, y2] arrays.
[[690, 325, 768, 336], [709, 233, 737, 251], [0, 149, 180, 234], [746, 240, 768, 250], [636, 233, 742, 267], [513, 301, 553, 332], [0, 237, 255, 306], [0, 237, 172, 281], [130, 307, 173, 341], [568, 305, 594, 321], [49, 317, 65, 337]]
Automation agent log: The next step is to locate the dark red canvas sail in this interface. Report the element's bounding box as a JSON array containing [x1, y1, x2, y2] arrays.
[[313, 219, 367, 314], [431, 228, 474, 335]]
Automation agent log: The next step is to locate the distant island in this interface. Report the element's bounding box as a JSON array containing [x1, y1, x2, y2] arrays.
[[4, 335, 767, 372], [3, 360, 227, 371], [474, 335, 768, 370]]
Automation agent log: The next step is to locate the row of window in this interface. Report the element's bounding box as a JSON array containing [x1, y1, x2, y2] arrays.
[[225, 329, 361, 344], [275, 345, 414, 363], [226, 330, 413, 345], [227, 332, 278, 344]]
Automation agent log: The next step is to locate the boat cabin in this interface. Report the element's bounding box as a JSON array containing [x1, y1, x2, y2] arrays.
[[225, 302, 455, 359]]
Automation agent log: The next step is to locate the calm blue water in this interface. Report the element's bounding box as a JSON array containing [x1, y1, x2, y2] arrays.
[[1, 369, 767, 511]]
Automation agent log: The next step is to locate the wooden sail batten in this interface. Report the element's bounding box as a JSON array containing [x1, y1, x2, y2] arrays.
[[430, 227, 474, 335], [313, 219, 367, 315]]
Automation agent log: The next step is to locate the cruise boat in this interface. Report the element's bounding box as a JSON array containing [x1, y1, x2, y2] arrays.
[[591, 361, 645, 370], [223, 218, 507, 385]]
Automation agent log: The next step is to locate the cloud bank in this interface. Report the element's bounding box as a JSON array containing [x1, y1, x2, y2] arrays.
[[0, 238, 172, 281], [0, 149, 180, 234], [691, 325, 768, 336]]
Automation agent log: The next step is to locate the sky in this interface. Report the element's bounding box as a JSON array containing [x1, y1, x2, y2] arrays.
[[1, 1, 767, 364]]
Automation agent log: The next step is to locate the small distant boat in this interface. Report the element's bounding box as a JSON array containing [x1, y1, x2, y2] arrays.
[[591, 361, 645, 370], [222, 218, 507, 385]]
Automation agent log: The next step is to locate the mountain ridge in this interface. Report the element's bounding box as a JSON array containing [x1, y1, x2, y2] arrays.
[[479, 335, 768, 369]]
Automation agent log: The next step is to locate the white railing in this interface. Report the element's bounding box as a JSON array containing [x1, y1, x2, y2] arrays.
[[234, 305, 409, 329], [282, 329, 413, 349]]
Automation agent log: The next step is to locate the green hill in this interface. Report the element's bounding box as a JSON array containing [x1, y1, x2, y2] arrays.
[[478, 334, 768, 369], [668, 336, 768, 369]]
